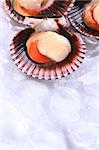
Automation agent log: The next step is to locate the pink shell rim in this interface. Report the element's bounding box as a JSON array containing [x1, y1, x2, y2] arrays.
[[68, 5, 99, 40], [10, 29, 86, 80], [4, 0, 76, 26]]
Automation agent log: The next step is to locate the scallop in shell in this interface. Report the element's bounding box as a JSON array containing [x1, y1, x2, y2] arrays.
[[68, 0, 99, 39], [4, 0, 75, 26], [10, 22, 86, 80]]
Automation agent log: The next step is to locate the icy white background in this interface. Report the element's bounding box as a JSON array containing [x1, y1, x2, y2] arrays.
[[0, 1, 99, 150]]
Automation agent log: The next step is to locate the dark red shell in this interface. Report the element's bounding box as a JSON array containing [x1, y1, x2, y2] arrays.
[[75, 0, 91, 5], [68, 2, 99, 39], [10, 27, 86, 80], [37, 0, 76, 18]]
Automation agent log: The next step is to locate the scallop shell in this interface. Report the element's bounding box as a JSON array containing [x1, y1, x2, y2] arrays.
[[68, 1, 99, 39], [4, 0, 75, 26], [10, 27, 86, 80]]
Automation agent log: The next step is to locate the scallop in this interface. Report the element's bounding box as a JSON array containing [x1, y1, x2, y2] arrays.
[[68, 0, 99, 39], [10, 24, 86, 80], [4, 0, 75, 26]]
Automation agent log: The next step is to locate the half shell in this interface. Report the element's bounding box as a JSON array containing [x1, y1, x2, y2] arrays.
[[10, 26, 86, 80], [68, 1, 99, 39], [4, 0, 75, 26]]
